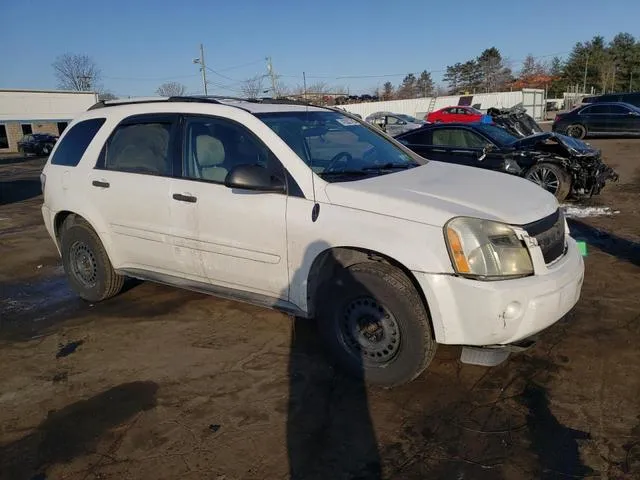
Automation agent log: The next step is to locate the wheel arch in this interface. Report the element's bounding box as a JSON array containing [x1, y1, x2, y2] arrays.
[[305, 246, 435, 337], [53, 210, 119, 266]]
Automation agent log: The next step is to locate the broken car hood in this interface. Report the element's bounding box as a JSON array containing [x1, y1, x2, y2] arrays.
[[510, 132, 599, 157], [324, 161, 558, 228]]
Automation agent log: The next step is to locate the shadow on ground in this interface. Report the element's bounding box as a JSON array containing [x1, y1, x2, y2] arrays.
[[0, 178, 42, 205], [0, 381, 158, 480], [568, 218, 640, 266]]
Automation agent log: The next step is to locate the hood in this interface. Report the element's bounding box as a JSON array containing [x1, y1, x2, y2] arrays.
[[511, 132, 599, 157], [324, 161, 558, 227]]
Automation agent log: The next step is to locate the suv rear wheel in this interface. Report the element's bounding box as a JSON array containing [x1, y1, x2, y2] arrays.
[[60, 216, 124, 302], [317, 262, 436, 387]]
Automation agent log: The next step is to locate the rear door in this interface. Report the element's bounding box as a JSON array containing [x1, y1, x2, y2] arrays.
[[88, 113, 183, 275]]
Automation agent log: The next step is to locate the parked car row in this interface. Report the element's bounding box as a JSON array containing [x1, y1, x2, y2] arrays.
[[552, 102, 640, 139]]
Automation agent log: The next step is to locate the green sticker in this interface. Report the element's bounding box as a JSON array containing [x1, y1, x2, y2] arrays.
[[576, 241, 588, 256]]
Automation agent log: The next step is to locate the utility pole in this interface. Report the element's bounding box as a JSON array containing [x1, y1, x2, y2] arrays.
[[193, 44, 208, 96], [266, 56, 278, 97], [582, 52, 589, 94]]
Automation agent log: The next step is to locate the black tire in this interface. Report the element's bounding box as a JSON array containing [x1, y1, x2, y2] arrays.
[[60, 215, 124, 302], [566, 123, 586, 139], [525, 162, 572, 202], [316, 262, 436, 388]]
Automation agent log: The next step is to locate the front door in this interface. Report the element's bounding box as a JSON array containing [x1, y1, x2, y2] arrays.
[[170, 115, 289, 299], [88, 113, 183, 275], [607, 104, 640, 134], [429, 127, 504, 170]]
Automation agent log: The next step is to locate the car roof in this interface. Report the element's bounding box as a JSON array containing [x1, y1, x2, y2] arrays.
[[579, 101, 639, 109], [87, 96, 330, 115]]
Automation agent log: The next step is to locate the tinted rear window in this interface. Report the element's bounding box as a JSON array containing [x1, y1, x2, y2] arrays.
[[50, 118, 105, 167]]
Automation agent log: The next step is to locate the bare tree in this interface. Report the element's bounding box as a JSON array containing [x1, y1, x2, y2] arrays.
[[156, 81, 187, 96], [240, 75, 266, 99], [98, 92, 117, 101], [53, 53, 102, 91]]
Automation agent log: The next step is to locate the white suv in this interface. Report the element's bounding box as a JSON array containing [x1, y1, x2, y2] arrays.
[[40, 97, 584, 387]]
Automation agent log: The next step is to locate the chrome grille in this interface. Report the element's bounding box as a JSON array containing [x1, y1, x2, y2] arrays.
[[522, 209, 566, 264]]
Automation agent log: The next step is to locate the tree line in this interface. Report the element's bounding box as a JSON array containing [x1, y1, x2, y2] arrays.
[[52, 32, 640, 102]]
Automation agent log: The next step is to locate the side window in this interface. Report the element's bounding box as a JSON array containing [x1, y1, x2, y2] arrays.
[[50, 118, 105, 167], [401, 130, 432, 145], [103, 121, 173, 176], [183, 116, 282, 184], [584, 105, 608, 114], [461, 130, 487, 148], [386, 116, 400, 125], [608, 105, 629, 114]]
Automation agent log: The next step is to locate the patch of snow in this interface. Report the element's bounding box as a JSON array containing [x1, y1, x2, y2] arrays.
[[561, 205, 618, 218]]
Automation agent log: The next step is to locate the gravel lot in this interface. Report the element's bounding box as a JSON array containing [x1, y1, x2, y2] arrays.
[[1, 140, 639, 480]]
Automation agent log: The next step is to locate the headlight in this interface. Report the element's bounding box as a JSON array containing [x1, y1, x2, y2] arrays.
[[503, 158, 523, 174], [444, 217, 533, 280]]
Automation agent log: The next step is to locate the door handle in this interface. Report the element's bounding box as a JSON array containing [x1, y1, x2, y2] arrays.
[[431, 148, 446, 152], [92, 180, 110, 188], [451, 149, 473, 154], [173, 193, 197, 203]]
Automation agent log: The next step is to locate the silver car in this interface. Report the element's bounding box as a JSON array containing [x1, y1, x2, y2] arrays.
[[365, 111, 426, 136]]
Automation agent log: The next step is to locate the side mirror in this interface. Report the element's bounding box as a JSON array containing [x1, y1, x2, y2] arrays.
[[224, 164, 286, 193]]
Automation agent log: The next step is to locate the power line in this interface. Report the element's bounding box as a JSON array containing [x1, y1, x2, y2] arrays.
[[103, 73, 200, 81]]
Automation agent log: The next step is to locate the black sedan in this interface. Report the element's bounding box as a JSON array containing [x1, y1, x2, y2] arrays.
[[552, 102, 640, 139], [17, 133, 58, 155], [395, 123, 618, 202]]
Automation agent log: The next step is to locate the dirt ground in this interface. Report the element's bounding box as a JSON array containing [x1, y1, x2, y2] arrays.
[[1, 140, 639, 480]]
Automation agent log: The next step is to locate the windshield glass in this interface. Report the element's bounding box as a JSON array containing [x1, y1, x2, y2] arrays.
[[257, 111, 424, 181], [474, 123, 518, 145], [397, 114, 418, 123]]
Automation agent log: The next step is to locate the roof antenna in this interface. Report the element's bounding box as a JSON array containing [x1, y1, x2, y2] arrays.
[[304, 71, 320, 223]]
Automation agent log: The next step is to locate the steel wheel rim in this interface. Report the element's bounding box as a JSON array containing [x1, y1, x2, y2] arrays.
[[338, 296, 401, 365], [528, 167, 560, 194], [69, 241, 98, 288]]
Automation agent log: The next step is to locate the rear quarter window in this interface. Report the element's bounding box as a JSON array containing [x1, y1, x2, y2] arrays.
[[50, 118, 105, 167]]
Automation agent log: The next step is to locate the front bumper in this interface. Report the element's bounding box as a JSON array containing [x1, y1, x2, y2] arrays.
[[414, 236, 584, 346]]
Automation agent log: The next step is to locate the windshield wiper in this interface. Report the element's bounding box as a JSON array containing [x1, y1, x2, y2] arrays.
[[361, 162, 418, 171], [319, 170, 371, 178]]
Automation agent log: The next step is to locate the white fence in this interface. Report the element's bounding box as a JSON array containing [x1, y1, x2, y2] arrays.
[[0, 89, 99, 122], [337, 89, 546, 120]]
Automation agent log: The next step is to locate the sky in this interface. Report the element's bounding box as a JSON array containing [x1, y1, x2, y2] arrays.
[[1, 0, 639, 97]]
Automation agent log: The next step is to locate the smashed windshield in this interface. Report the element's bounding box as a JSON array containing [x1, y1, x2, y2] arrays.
[[257, 111, 424, 182]]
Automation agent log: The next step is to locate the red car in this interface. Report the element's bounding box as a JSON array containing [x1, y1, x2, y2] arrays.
[[425, 106, 486, 124]]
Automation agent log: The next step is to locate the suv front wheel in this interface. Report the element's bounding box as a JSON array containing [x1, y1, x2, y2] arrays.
[[317, 262, 436, 387], [60, 215, 124, 302]]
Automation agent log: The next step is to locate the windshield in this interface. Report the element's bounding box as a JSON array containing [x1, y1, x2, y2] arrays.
[[257, 111, 424, 181], [473, 123, 518, 146]]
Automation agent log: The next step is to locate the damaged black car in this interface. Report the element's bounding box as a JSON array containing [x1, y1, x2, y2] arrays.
[[395, 122, 618, 202]]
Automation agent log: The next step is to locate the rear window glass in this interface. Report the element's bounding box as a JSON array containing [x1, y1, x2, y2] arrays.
[[50, 118, 105, 167]]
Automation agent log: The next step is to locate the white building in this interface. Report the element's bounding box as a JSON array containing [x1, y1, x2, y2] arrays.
[[0, 89, 98, 153]]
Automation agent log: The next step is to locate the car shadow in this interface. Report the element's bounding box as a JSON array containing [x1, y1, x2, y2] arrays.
[[0, 381, 158, 479], [286, 242, 382, 479], [0, 178, 42, 205], [0, 155, 43, 166], [568, 218, 640, 266]]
